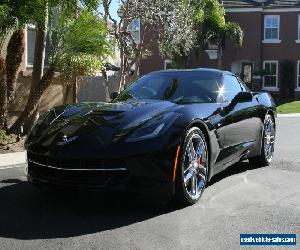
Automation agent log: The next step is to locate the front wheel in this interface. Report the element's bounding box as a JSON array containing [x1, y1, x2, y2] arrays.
[[249, 114, 275, 166], [174, 127, 209, 206]]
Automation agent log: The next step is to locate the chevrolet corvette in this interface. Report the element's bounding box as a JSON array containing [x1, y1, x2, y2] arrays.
[[26, 68, 276, 205]]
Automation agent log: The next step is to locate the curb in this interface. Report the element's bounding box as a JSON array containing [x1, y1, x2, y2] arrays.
[[0, 151, 26, 167], [277, 113, 300, 118]]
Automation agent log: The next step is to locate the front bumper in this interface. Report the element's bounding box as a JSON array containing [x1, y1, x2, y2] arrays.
[[26, 149, 176, 196]]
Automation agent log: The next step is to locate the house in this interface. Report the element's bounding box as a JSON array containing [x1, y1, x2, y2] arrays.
[[139, 0, 300, 99]]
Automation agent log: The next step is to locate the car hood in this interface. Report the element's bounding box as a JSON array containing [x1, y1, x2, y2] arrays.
[[26, 100, 178, 150]]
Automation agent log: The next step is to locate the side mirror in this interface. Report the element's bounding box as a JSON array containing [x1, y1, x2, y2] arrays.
[[110, 91, 119, 100], [232, 91, 253, 104]]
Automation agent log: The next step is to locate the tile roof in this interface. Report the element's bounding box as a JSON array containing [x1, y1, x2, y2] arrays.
[[221, 0, 300, 8]]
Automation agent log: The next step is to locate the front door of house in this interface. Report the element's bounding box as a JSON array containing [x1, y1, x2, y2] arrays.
[[242, 63, 253, 88]]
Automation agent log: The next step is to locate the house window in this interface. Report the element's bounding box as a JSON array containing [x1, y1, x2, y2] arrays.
[[127, 19, 140, 44], [297, 61, 300, 89], [26, 25, 50, 67], [263, 61, 278, 89], [264, 15, 280, 40], [26, 25, 36, 66]]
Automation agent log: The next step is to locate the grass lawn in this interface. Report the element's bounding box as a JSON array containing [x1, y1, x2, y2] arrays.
[[276, 100, 300, 114]]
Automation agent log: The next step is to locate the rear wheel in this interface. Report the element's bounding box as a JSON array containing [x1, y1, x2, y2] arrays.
[[249, 114, 275, 166], [174, 127, 208, 206]]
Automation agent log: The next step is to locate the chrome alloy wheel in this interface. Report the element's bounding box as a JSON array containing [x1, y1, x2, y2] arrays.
[[183, 133, 208, 200], [264, 116, 275, 162]]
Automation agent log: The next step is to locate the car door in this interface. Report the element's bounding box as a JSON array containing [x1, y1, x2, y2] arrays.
[[216, 74, 261, 168]]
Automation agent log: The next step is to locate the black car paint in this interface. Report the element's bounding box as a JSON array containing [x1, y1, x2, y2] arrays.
[[26, 69, 276, 196]]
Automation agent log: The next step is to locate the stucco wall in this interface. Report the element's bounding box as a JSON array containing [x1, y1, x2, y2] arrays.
[[7, 73, 66, 126], [7, 73, 121, 125], [76, 75, 119, 102]]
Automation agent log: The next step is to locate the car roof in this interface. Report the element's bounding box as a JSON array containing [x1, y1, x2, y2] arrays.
[[153, 68, 233, 76]]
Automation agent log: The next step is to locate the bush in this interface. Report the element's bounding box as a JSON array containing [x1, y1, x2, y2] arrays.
[[279, 60, 295, 99], [0, 129, 9, 144]]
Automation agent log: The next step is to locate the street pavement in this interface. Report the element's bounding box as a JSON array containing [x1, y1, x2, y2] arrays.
[[0, 152, 26, 167], [0, 117, 299, 250]]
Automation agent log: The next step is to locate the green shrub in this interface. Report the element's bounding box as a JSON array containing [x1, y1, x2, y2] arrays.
[[279, 60, 295, 99], [0, 129, 9, 143]]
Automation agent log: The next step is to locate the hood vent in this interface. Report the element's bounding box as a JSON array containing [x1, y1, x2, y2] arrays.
[[87, 110, 125, 122], [89, 110, 124, 116]]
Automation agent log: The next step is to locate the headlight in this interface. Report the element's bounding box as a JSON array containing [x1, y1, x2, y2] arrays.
[[126, 112, 181, 142]]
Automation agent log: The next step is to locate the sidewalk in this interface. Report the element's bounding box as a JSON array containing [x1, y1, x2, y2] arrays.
[[277, 113, 300, 118], [0, 151, 26, 167]]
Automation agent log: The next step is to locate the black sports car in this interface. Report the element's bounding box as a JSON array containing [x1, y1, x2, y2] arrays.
[[26, 68, 276, 205]]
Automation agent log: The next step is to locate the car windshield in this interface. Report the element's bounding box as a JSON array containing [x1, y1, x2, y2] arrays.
[[114, 71, 222, 103]]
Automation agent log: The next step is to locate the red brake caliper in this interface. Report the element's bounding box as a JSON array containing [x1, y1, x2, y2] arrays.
[[196, 157, 202, 165]]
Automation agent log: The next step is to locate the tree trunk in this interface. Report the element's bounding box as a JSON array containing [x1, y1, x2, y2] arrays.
[[101, 69, 111, 102], [217, 47, 222, 69], [0, 57, 7, 129], [118, 46, 126, 93], [23, 1, 49, 131], [102, 10, 111, 102], [128, 70, 138, 85], [6, 30, 25, 102], [30, 14, 48, 93], [127, 56, 139, 85], [9, 67, 55, 134]]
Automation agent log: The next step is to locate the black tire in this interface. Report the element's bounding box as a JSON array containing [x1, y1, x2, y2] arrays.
[[174, 127, 209, 206], [249, 114, 275, 167]]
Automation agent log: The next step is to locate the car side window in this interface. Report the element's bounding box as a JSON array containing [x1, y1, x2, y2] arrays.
[[221, 75, 243, 102], [237, 77, 250, 92]]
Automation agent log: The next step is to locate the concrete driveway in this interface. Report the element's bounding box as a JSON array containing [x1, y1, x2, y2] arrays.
[[0, 117, 299, 250]]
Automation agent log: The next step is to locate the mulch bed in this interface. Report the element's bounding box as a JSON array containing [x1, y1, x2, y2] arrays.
[[0, 134, 26, 154]]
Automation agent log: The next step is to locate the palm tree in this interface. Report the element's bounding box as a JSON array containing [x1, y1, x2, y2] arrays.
[[9, 8, 111, 133], [22, 0, 49, 132], [0, 1, 36, 129], [6, 30, 26, 102], [9, 0, 102, 133], [199, 0, 243, 69], [0, 57, 7, 129]]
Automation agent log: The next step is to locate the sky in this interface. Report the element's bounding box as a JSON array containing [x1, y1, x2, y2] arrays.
[[98, 0, 121, 21], [110, 0, 121, 20]]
